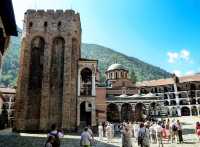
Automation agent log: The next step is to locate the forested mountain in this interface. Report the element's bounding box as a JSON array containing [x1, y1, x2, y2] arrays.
[[0, 29, 171, 86]]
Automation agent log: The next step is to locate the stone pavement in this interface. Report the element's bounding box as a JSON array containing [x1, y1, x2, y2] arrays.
[[0, 116, 200, 147]]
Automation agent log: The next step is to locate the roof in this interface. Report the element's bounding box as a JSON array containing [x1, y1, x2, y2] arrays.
[[106, 63, 128, 72], [0, 0, 18, 36], [79, 58, 98, 62], [0, 87, 16, 94], [179, 74, 200, 83], [136, 73, 200, 87], [136, 78, 174, 87]]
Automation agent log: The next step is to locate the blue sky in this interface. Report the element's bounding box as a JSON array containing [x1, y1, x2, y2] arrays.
[[13, 0, 200, 76]]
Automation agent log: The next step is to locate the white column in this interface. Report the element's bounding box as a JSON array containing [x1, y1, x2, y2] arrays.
[[92, 74, 96, 96], [173, 83, 181, 116], [177, 107, 181, 116], [78, 70, 81, 96]]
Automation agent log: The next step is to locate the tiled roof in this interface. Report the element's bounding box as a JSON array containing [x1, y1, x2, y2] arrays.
[[136, 78, 174, 87], [136, 74, 200, 87]]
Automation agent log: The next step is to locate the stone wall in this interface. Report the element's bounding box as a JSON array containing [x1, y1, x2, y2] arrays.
[[15, 9, 81, 132]]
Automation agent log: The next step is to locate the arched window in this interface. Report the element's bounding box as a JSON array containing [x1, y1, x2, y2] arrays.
[[27, 36, 45, 128], [80, 68, 92, 96], [49, 37, 65, 126]]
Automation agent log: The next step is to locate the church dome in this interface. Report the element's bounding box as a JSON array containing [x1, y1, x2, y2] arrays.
[[107, 63, 127, 72]]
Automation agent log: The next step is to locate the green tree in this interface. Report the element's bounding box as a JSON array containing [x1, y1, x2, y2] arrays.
[[129, 70, 137, 84]]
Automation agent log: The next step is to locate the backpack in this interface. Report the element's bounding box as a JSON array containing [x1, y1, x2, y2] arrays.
[[172, 124, 177, 131], [49, 131, 60, 147]]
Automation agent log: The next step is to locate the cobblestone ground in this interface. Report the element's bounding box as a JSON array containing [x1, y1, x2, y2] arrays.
[[0, 116, 200, 147]]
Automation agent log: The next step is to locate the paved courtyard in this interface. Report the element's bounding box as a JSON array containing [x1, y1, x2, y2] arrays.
[[0, 116, 200, 147]]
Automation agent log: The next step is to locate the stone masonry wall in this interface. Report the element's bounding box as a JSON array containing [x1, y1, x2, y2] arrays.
[[15, 9, 81, 131]]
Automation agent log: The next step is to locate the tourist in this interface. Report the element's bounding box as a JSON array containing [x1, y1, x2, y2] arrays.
[[143, 122, 150, 147], [165, 119, 171, 143], [45, 136, 54, 147], [171, 119, 177, 143], [156, 121, 163, 147], [138, 123, 146, 147], [48, 124, 64, 147], [80, 127, 92, 147], [122, 126, 133, 147], [87, 125, 94, 138], [177, 120, 183, 144], [106, 122, 112, 143], [87, 125, 95, 145], [196, 122, 200, 141], [110, 123, 115, 138], [134, 122, 139, 139], [149, 122, 157, 143], [98, 122, 104, 141]]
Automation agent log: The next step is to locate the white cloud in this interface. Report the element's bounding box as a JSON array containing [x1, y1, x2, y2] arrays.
[[180, 49, 190, 60], [167, 52, 179, 63], [185, 70, 194, 75], [173, 70, 182, 76], [167, 49, 191, 64]]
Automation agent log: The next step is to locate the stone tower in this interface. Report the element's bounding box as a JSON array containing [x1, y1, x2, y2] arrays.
[[15, 9, 81, 131]]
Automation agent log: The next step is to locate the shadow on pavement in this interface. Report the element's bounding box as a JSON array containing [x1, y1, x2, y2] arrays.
[[0, 134, 118, 147]]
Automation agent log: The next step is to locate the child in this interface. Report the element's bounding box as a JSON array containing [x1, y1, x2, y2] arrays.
[[45, 136, 54, 147]]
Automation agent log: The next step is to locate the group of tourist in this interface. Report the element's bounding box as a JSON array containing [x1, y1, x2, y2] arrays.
[[97, 119, 183, 147], [43, 119, 184, 147]]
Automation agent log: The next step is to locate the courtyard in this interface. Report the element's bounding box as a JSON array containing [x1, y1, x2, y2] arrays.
[[0, 116, 200, 147]]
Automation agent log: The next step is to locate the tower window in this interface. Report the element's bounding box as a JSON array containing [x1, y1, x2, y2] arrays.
[[58, 21, 62, 27], [29, 22, 33, 28], [44, 21, 48, 27]]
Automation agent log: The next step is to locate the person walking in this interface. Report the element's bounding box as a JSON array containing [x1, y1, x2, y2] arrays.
[[149, 122, 157, 144], [156, 122, 163, 147], [143, 122, 150, 147], [138, 123, 146, 147], [171, 119, 177, 143], [106, 123, 112, 143], [80, 127, 92, 147], [98, 122, 104, 141], [177, 120, 183, 144], [196, 122, 200, 141], [48, 124, 64, 147], [122, 126, 133, 147]]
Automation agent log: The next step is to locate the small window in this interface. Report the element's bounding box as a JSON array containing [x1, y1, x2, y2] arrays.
[[58, 21, 62, 27], [29, 22, 33, 28], [44, 21, 48, 27]]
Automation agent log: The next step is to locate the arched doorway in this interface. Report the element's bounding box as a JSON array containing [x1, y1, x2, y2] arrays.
[[164, 101, 169, 106], [107, 103, 120, 122], [197, 99, 200, 104], [179, 100, 189, 105], [80, 101, 91, 126], [191, 106, 198, 116], [80, 68, 92, 96], [181, 107, 190, 116], [135, 103, 146, 121], [190, 99, 196, 105], [171, 107, 178, 117], [170, 100, 176, 106], [121, 103, 132, 122]]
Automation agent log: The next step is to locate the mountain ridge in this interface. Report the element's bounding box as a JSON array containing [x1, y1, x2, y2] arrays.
[[0, 29, 172, 86]]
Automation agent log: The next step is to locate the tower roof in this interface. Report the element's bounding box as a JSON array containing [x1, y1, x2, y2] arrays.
[[106, 63, 128, 72]]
